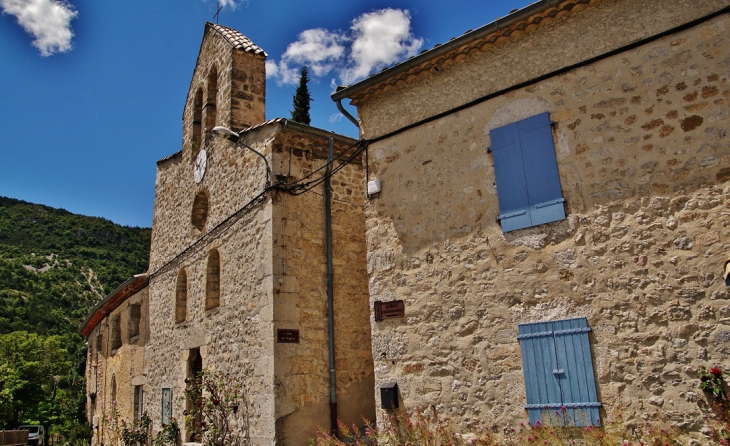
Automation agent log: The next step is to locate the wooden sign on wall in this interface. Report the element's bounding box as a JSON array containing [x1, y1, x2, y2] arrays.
[[277, 329, 300, 343], [374, 300, 405, 321]]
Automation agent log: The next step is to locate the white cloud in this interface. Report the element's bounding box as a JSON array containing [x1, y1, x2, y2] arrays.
[[208, 0, 245, 10], [267, 28, 346, 85], [218, 0, 239, 9], [1, 0, 77, 56], [341, 8, 423, 84], [267, 8, 422, 87], [328, 113, 343, 123]]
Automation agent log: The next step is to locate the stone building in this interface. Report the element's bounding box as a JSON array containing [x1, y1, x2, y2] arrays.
[[80, 274, 149, 446], [332, 0, 730, 440], [82, 22, 375, 445]]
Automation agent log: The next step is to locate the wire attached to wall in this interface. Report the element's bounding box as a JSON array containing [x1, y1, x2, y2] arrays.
[[148, 138, 369, 282], [149, 190, 267, 280]]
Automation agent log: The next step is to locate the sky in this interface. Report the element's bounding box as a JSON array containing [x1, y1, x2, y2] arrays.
[[0, 0, 530, 228]]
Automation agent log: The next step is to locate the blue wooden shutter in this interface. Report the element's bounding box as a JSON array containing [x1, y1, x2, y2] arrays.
[[518, 317, 601, 427], [490, 121, 532, 232], [517, 320, 563, 425], [518, 113, 566, 227], [552, 318, 601, 426], [490, 112, 565, 232]]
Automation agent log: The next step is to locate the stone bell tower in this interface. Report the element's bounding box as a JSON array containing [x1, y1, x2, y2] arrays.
[[181, 22, 267, 163]]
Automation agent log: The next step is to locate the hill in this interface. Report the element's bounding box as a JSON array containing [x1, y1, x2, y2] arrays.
[[0, 196, 150, 435], [0, 196, 151, 337]]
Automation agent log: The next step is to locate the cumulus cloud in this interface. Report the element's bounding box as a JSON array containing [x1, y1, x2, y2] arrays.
[[267, 8, 422, 87], [1, 0, 77, 56], [340, 8, 423, 84], [267, 28, 346, 85], [213, 0, 246, 10]]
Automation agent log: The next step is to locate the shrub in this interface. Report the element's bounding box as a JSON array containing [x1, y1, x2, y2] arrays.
[[184, 368, 249, 446]]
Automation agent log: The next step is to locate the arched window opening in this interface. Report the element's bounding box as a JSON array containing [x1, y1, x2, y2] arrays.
[[175, 270, 188, 324], [192, 88, 203, 149], [191, 190, 209, 231], [205, 66, 218, 140], [111, 315, 122, 351], [206, 249, 220, 310], [111, 375, 117, 405], [128, 303, 141, 340]]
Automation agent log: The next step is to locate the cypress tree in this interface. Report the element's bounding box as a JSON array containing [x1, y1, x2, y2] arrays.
[[291, 66, 312, 125]]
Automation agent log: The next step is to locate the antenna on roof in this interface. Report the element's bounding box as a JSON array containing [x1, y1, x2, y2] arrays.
[[213, 1, 223, 24]]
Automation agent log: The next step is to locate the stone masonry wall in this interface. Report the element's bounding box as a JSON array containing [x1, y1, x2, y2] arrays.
[[147, 126, 277, 443], [355, 0, 728, 140], [270, 131, 375, 445], [179, 24, 265, 164], [86, 287, 148, 446], [359, 9, 730, 442]]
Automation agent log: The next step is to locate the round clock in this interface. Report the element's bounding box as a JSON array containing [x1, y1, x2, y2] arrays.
[[194, 149, 207, 183]]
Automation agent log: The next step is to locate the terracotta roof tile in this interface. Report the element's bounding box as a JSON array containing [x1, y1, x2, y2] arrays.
[[157, 150, 182, 165], [208, 22, 267, 56]]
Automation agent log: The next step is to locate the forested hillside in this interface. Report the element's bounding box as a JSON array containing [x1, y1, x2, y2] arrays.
[[0, 196, 150, 439], [0, 196, 150, 336]]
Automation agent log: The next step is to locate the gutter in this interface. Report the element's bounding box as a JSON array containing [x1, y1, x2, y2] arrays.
[[331, 0, 572, 103]]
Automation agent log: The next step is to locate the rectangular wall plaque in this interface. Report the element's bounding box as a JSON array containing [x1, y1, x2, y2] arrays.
[[374, 300, 405, 321], [161, 388, 172, 425], [277, 329, 300, 343]]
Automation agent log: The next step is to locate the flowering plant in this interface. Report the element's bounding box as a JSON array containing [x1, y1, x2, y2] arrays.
[[698, 366, 729, 445], [184, 368, 249, 446], [700, 366, 727, 400]]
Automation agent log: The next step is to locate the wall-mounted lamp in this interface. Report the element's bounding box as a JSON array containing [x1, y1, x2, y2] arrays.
[[212, 126, 271, 188]]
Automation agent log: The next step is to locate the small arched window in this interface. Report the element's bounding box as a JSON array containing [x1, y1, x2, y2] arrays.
[[111, 315, 122, 350], [191, 190, 209, 231], [111, 374, 117, 405], [206, 249, 220, 310], [192, 88, 203, 149], [205, 66, 218, 140], [175, 270, 188, 324]]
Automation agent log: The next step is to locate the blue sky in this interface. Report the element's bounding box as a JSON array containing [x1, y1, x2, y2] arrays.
[[1, 0, 528, 228]]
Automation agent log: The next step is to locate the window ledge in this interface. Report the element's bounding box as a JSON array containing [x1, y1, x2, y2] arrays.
[[205, 305, 221, 315]]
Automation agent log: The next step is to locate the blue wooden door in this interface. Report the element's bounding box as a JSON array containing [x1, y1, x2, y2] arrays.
[[517, 317, 601, 426]]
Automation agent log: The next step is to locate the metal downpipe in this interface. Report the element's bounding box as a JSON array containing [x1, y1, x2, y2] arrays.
[[325, 136, 338, 436], [335, 99, 359, 128]]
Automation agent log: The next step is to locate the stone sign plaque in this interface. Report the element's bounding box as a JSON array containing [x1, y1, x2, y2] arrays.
[[374, 300, 405, 321], [277, 329, 300, 343]]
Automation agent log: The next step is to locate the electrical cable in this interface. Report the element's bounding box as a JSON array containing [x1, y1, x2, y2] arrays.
[[148, 139, 368, 281], [149, 189, 268, 280]]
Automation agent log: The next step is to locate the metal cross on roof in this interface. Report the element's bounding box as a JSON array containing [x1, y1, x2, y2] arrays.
[[213, 1, 223, 24]]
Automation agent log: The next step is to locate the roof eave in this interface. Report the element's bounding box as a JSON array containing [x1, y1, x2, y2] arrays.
[[78, 273, 149, 337], [331, 0, 571, 102]]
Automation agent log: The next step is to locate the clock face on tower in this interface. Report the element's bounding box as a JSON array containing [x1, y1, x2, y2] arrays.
[[194, 149, 207, 183]]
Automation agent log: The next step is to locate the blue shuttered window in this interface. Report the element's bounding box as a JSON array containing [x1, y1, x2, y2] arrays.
[[489, 112, 566, 232], [517, 317, 601, 427]]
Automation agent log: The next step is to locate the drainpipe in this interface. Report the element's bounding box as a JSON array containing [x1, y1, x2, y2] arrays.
[[335, 99, 359, 129], [325, 136, 338, 436]]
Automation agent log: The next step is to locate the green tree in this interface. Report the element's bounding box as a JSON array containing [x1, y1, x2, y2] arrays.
[[0, 331, 71, 428], [291, 66, 312, 125]]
